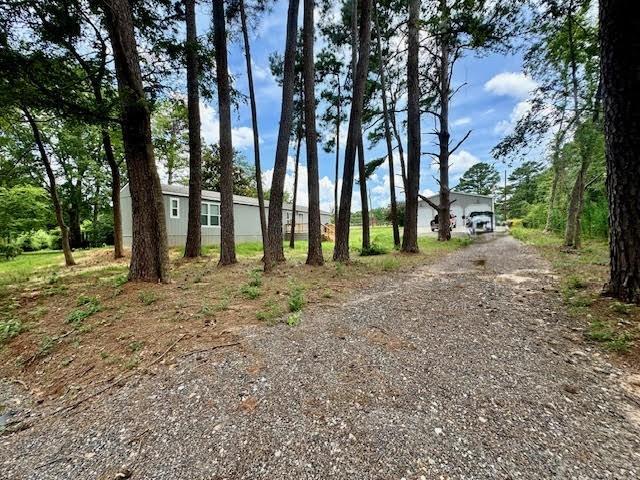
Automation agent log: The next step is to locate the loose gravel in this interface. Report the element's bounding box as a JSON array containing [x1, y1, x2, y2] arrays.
[[1, 234, 639, 479]]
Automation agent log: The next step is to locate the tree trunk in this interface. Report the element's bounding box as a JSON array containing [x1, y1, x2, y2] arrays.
[[402, 0, 420, 252], [266, 0, 300, 268], [334, 79, 341, 224], [102, 128, 124, 258], [601, 0, 640, 303], [544, 122, 566, 233], [389, 92, 408, 193], [23, 107, 76, 266], [375, 3, 400, 248], [289, 133, 302, 249], [212, 0, 237, 265], [184, 0, 203, 258], [239, 0, 269, 265], [102, 0, 170, 282], [69, 188, 83, 249], [303, 0, 324, 266], [357, 137, 370, 250], [436, 1, 451, 243], [333, 0, 373, 262]]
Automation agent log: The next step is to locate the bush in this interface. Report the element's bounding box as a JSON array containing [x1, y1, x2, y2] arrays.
[[359, 243, 388, 256], [0, 242, 22, 261], [0, 316, 25, 344], [48, 229, 62, 250], [17, 230, 51, 252], [288, 282, 305, 312], [82, 215, 114, 247]]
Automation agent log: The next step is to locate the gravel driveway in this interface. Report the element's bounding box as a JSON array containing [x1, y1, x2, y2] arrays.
[[2, 234, 640, 479]]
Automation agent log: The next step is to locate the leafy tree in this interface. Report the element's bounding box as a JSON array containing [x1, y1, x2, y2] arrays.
[[152, 98, 189, 185], [0, 185, 50, 241], [507, 161, 544, 218], [456, 163, 500, 196], [199, 144, 257, 197]]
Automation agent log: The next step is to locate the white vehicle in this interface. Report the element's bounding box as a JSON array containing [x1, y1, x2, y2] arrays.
[[466, 211, 493, 234]]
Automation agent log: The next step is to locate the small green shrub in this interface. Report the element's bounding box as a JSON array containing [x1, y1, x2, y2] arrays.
[[256, 299, 282, 325], [286, 311, 301, 327], [0, 243, 22, 261], [379, 257, 400, 272], [0, 317, 24, 344], [248, 268, 263, 287], [587, 320, 634, 353], [288, 282, 305, 312], [359, 243, 388, 256], [610, 301, 632, 315], [240, 284, 261, 299], [113, 274, 128, 288], [138, 290, 157, 305], [66, 297, 102, 326], [566, 275, 587, 290], [128, 340, 144, 353]]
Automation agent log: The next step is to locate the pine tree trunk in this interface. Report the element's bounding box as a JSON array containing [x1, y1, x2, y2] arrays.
[[212, 0, 237, 266], [601, 0, 640, 303], [375, 4, 400, 248], [389, 100, 408, 193], [402, 0, 420, 252], [289, 134, 302, 249], [101, 128, 124, 258], [103, 0, 170, 282], [357, 137, 370, 250], [23, 107, 76, 266], [239, 0, 269, 265], [266, 0, 300, 268], [333, 0, 373, 262], [303, 0, 324, 266], [184, 0, 203, 258], [436, 3, 451, 243], [544, 123, 566, 233], [334, 80, 341, 224]]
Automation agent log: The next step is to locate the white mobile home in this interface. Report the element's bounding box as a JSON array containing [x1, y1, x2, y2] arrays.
[[121, 184, 331, 247], [418, 191, 495, 234]]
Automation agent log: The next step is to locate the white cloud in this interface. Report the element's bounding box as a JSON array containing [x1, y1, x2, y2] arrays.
[[420, 188, 436, 198], [452, 117, 472, 127], [200, 102, 255, 149], [493, 100, 532, 135], [484, 72, 537, 99]]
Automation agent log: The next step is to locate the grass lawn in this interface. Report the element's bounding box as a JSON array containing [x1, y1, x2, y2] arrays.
[[0, 226, 470, 400], [511, 226, 638, 359]]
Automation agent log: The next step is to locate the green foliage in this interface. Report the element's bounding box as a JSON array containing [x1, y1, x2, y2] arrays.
[[359, 243, 388, 256], [240, 284, 261, 300], [16, 230, 51, 252], [138, 291, 157, 305], [587, 320, 634, 353], [288, 282, 305, 312], [0, 242, 22, 261], [456, 162, 500, 196], [0, 185, 50, 238], [286, 311, 301, 327], [256, 299, 283, 325], [200, 143, 257, 197], [248, 268, 263, 287], [67, 296, 102, 327], [0, 316, 25, 344]]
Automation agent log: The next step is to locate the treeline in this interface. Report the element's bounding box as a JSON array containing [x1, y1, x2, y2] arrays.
[[0, 0, 638, 302]]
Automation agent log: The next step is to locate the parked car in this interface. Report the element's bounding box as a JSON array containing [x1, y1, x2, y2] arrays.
[[466, 211, 494, 234], [430, 214, 457, 232]]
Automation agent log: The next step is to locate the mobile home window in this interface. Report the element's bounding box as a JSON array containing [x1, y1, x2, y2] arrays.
[[170, 197, 180, 218], [201, 202, 220, 227]]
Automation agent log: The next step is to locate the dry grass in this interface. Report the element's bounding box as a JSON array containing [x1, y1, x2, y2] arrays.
[[0, 229, 469, 400]]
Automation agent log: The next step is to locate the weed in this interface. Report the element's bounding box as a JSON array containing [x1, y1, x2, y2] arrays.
[[124, 355, 140, 370], [214, 295, 230, 312], [248, 268, 263, 287], [379, 257, 400, 272], [37, 335, 55, 357], [113, 274, 128, 288], [322, 289, 333, 299], [61, 356, 73, 367], [138, 290, 157, 305], [334, 262, 346, 276], [587, 320, 634, 353], [240, 284, 261, 300], [256, 299, 282, 325], [100, 351, 109, 360], [0, 316, 24, 344], [610, 301, 632, 315], [288, 281, 305, 312], [359, 243, 388, 256], [66, 298, 102, 327], [286, 311, 301, 327], [128, 340, 144, 353], [566, 275, 587, 290]]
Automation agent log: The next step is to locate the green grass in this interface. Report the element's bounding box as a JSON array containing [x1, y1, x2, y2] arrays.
[[0, 251, 69, 287]]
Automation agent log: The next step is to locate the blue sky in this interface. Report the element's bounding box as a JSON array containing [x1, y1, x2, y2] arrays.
[[191, 1, 538, 212]]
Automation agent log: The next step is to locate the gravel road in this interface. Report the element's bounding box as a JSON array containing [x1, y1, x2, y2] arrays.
[[2, 234, 640, 479]]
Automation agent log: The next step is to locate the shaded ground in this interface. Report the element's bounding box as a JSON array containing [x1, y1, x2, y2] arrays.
[[1, 235, 640, 479]]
